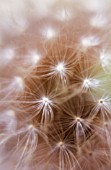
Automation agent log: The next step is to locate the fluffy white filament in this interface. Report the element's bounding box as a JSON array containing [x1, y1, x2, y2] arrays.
[[36, 96, 53, 123], [81, 36, 100, 47]]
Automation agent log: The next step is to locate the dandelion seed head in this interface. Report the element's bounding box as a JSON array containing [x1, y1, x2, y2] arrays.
[[1, 1, 111, 169]]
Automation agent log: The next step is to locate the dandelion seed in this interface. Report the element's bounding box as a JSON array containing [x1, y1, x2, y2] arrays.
[[79, 135, 110, 170], [14, 124, 38, 170], [81, 36, 100, 47], [100, 50, 111, 72], [54, 8, 71, 21], [6, 109, 15, 117], [56, 62, 65, 72], [43, 27, 57, 39], [62, 98, 94, 144], [46, 60, 71, 85], [98, 96, 111, 118], [82, 0, 109, 12], [82, 78, 100, 90], [90, 94, 111, 120], [72, 117, 93, 143], [28, 124, 35, 130], [36, 41, 75, 86], [13, 15, 28, 33], [27, 51, 41, 66], [98, 96, 111, 106], [0, 110, 16, 133], [55, 62, 66, 78], [57, 141, 64, 148], [37, 60, 68, 85], [36, 96, 53, 123], [0, 76, 24, 103], [20, 79, 60, 124], [42, 97, 51, 104], [0, 48, 15, 67], [98, 99, 104, 105], [83, 79, 91, 88], [12, 76, 24, 91], [47, 126, 78, 170], [90, 14, 107, 28], [75, 117, 81, 122]]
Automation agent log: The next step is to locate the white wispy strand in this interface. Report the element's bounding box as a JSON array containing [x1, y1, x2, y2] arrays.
[[90, 94, 111, 119], [36, 96, 54, 123], [100, 50, 111, 73], [81, 36, 100, 48]]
